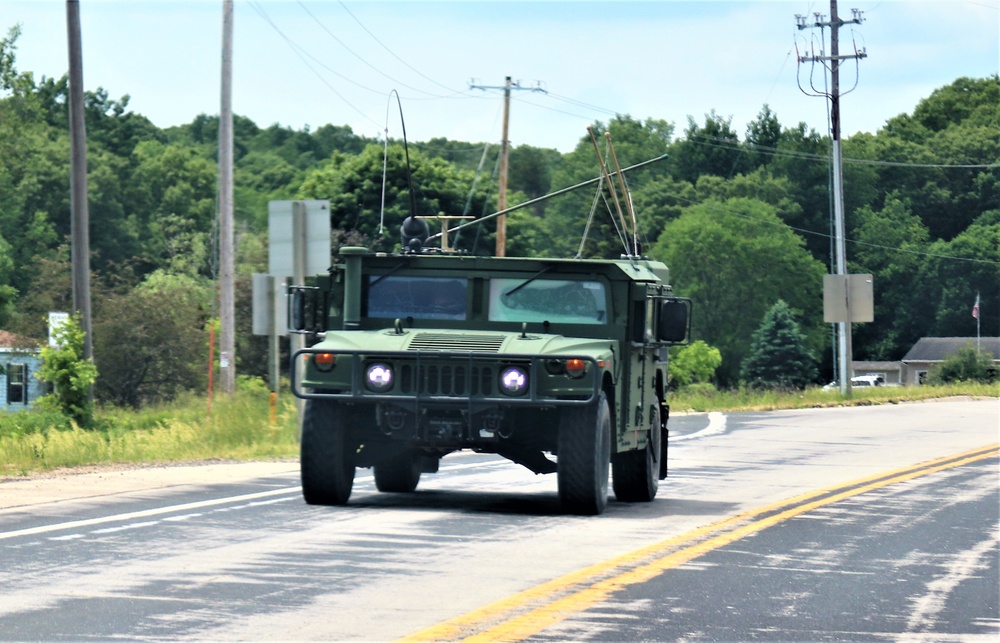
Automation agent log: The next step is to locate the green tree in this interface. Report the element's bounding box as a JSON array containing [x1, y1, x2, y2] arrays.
[[92, 271, 210, 407], [669, 111, 748, 184], [744, 104, 782, 169], [297, 143, 491, 253], [740, 300, 818, 390], [849, 195, 931, 359], [35, 314, 97, 426], [915, 210, 1000, 340], [668, 340, 722, 387], [650, 197, 826, 384]]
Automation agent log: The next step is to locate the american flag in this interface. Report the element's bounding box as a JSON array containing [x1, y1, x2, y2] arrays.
[[972, 293, 980, 320]]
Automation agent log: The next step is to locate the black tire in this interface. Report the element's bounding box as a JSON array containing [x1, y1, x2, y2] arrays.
[[373, 451, 422, 493], [612, 404, 660, 503], [557, 391, 611, 515], [300, 399, 356, 505]]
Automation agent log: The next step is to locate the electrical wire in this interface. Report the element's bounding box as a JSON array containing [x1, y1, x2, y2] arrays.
[[297, 1, 453, 100], [247, 1, 381, 128], [336, 0, 467, 98], [684, 133, 1000, 168], [665, 192, 999, 266]]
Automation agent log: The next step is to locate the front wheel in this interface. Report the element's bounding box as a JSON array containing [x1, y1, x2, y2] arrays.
[[557, 391, 611, 515], [300, 399, 356, 505]]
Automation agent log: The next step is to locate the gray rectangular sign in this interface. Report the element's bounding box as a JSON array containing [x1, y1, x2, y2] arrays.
[[268, 200, 331, 278], [824, 273, 874, 323]]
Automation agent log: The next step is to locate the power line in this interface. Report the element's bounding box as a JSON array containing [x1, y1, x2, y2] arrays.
[[336, 0, 466, 98], [685, 132, 999, 169], [669, 194, 999, 267], [247, 0, 381, 129], [296, 1, 453, 100]]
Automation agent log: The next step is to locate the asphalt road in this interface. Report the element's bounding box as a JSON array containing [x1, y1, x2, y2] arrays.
[[0, 398, 997, 642]]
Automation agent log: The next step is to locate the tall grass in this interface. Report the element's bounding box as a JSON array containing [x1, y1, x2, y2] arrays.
[[670, 381, 1000, 413], [0, 384, 299, 477]]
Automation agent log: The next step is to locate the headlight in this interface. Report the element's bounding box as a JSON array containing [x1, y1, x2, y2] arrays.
[[365, 363, 393, 392], [499, 366, 528, 396]]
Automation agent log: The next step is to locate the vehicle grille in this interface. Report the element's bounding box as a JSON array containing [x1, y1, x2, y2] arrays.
[[407, 333, 506, 353], [398, 363, 495, 397]]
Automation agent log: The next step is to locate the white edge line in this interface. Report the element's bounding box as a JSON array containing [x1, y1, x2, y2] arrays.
[[1, 457, 511, 541], [672, 412, 727, 442]]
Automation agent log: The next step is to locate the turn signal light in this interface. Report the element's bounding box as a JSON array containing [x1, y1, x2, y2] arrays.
[[314, 353, 336, 372], [565, 359, 587, 378]]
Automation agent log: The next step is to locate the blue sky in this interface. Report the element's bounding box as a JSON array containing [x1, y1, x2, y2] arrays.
[[3, 1, 997, 152]]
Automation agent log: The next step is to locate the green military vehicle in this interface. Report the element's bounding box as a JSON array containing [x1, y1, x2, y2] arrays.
[[288, 218, 690, 515]]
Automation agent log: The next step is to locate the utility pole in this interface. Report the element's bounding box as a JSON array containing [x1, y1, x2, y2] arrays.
[[219, 0, 236, 394], [796, 1, 865, 396], [65, 1, 93, 379], [469, 77, 545, 256]]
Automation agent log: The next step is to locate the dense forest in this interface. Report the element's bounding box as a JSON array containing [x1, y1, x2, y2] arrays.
[[1, 26, 997, 403]]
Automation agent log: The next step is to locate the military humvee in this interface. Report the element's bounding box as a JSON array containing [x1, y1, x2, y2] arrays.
[[288, 218, 690, 515]]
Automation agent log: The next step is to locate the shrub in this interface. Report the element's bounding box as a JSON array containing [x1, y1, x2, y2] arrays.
[[928, 343, 997, 384], [34, 315, 97, 427]]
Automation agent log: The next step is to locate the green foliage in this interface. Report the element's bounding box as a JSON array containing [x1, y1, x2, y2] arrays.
[[297, 143, 492, 253], [928, 343, 997, 384], [650, 197, 826, 384], [670, 111, 748, 183], [668, 340, 722, 387], [850, 196, 931, 359], [35, 315, 98, 427], [92, 271, 211, 408], [740, 300, 818, 390], [0, 390, 299, 476]]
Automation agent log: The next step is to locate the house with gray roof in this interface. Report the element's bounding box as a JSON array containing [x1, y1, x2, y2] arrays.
[[900, 337, 1000, 385]]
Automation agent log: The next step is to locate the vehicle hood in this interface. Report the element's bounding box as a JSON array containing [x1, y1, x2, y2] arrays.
[[317, 329, 615, 359]]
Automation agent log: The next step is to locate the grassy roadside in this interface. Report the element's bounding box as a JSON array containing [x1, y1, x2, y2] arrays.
[[670, 381, 1000, 413], [0, 386, 300, 478], [1, 381, 996, 478]]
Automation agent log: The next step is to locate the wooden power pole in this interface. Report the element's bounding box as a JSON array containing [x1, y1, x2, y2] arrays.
[[469, 77, 545, 256], [497, 76, 511, 257], [219, 0, 235, 394], [65, 0, 93, 372]]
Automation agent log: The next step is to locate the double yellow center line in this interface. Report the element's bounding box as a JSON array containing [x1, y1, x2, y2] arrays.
[[401, 443, 999, 642]]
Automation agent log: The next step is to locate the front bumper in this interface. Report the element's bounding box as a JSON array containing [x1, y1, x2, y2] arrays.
[[290, 349, 600, 410]]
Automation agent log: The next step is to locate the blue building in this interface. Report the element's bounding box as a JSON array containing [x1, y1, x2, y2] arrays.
[[0, 331, 45, 410]]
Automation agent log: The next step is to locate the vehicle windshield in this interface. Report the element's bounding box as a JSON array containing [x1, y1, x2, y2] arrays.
[[489, 278, 608, 324], [365, 275, 467, 320]]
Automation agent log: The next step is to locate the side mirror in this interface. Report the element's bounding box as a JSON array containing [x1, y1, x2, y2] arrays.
[[657, 298, 691, 343], [287, 285, 320, 334]]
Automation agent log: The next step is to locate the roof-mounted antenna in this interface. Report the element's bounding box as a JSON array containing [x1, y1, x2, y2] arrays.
[[605, 132, 640, 258], [382, 90, 418, 221], [586, 126, 633, 259]]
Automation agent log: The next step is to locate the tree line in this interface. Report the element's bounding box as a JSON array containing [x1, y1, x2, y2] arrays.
[[1, 25, 997, 404]]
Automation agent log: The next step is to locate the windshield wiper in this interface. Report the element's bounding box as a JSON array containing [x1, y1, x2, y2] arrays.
[[368, 260, 409, 289], [504, 265, 555, 298]]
